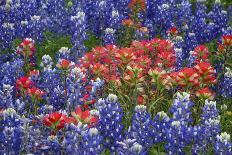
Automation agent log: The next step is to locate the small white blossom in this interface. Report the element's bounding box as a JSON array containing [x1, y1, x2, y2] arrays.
[[105, 28, 115, 34], [205, 100, 217, 108], [112, 10, 119, 18], [161, 4, 169, 10], [176, 92, 190, 101], [31, 15, 41, 21], [135, 105, 147, 112], [225, 67, 232, 77], [21, 20, 28, 26], [171, 121, 181, 127], [107, 94, 118, 103], [130, 143, 143, 154], [89, 128, 99, 136], [3, 23, 14, 29], [221, 104, 228, 111], [90, 109, 100, 116], [217, 132, 231, 142]]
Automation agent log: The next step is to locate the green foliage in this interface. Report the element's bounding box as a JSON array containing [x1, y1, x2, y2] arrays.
[[190, 0, 231, 8], [116, 26, 136, 47], [149, 144, 166, 155], [84, 33, 101, 51], [219, 99, 232, 136], [36, 31, 72, 64], [101, 149, 111, 155]]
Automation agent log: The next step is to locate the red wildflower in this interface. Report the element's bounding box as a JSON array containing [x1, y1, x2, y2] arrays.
[[56, 59, 73, 70], [122, 18, 134, 27], [137, 95, 145, 105], [16, 38, 36, 57], [196, 87, 215, 100], [29, 69, 40, 77], [192, 45, 210, 63], [16, 76, 34, 90], [91, 63, 107, 76], [160, 72, 178, 90], [71, 107, 98, 126], [222, 35, 232, 47], [43, 112, 67, 134], [27, 87, 46, 100], [124, 65, 144, 82], [155, 51, 176, 69], [167, 27, 178, 35], [128, 0, 146, 12], [194, 62, 216, 84], [150, 38, 174, 53], [217, 43, 226, 53], [176, 68, 199, 87], [116, 48, 136, 66]]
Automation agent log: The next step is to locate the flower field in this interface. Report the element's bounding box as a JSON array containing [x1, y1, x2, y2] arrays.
[[0, 0, 232, 154]]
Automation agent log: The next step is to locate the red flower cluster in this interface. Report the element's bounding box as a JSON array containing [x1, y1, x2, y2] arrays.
[[167, 27, 178, 36], [16, 76, 45, 100], [43, 108, 98, 134], [175, 68, 199, 87], [27, 87, 46, 100], [196, 87, 215, 100], [192, 45, 210, 64], [218, 35, 232, 53], [16, 38, 36, 57], [71, 107, 98, 126], [29, 69, 40, 77], [43, 112, 67, 134], [80, 38, 217, 104], [56, 59, 73, 70], [170, 62, 216, 88], [16, 76, 34, 90], [194, 62, 216, 85], [222, 35, 232, 47], [80, 38, 176, 83], [128, 0, 146, 12]]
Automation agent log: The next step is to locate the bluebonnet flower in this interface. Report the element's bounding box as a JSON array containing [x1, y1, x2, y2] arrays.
[[95, 94, 124, 152], [103, 28, 116, 45], [215, 132, 232, 154], [70, 8, 87, 57], [0, 108, 24, 155], [56, 47, 73, 61], [169, 92, 194, 125], [0, 58, 24, 87], [128, 105, 154, 149], [193, 100, 221, 153], [81, 128, 104, 155], [0, 84, 14, 109], [220, 67, 232, 98], [152, 111, 170, 143], [64, 123, 85, 154], [165, 92, 194, 154], [90, 78, 104, 95], [184, 32, 198, 61], [116, 139, 146, 155], [40, 54, 53, 71]]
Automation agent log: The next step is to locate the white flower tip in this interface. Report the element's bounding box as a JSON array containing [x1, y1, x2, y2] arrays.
[[107, 94, 118, 103], [89, 128, 98, 136], [135, 105, 147, 112]]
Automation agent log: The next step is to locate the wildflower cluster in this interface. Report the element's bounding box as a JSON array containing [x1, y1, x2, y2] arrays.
[[0, 0, 232, 154]]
